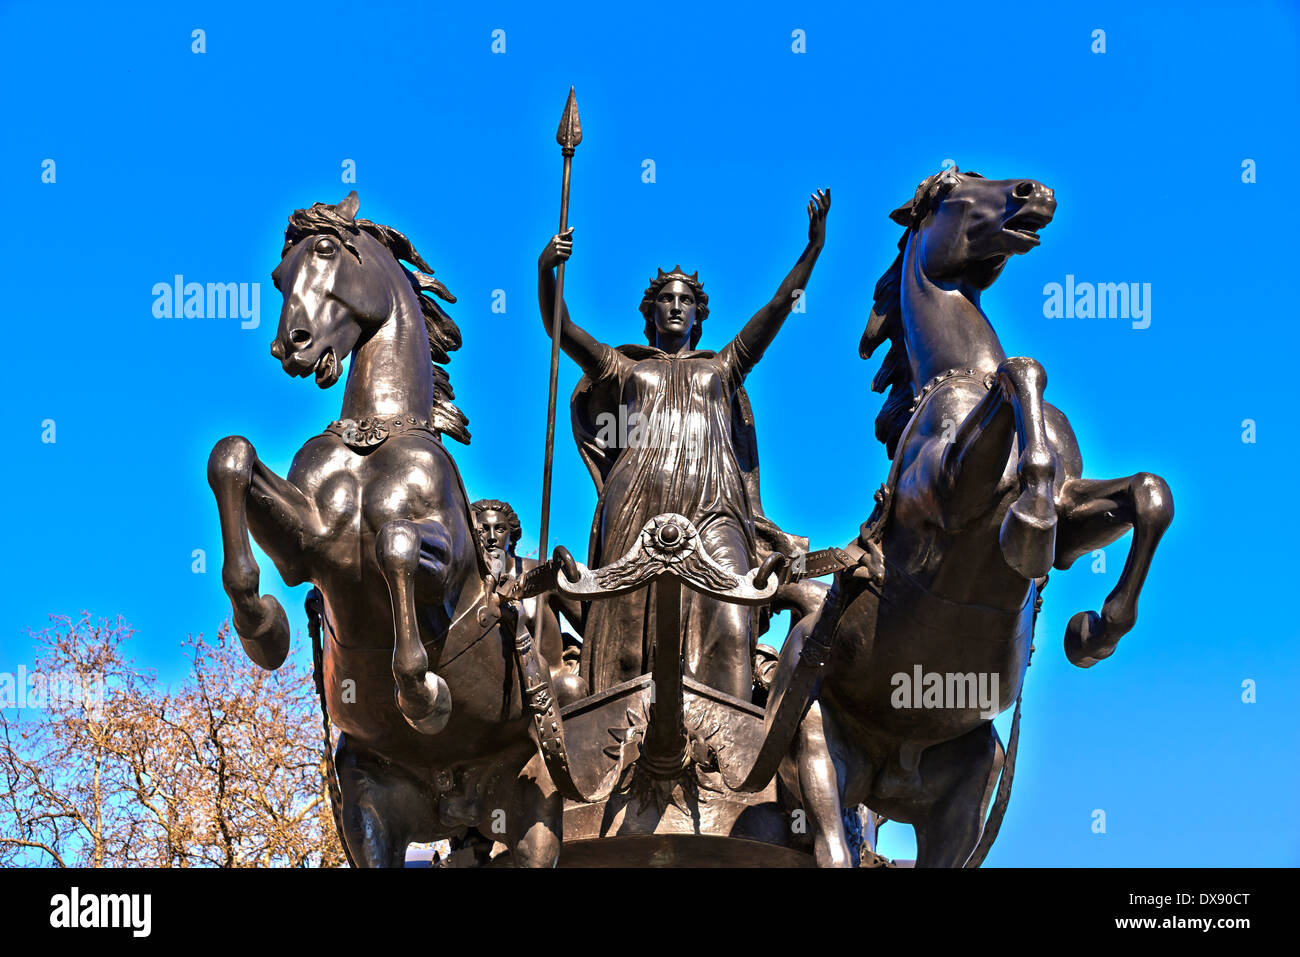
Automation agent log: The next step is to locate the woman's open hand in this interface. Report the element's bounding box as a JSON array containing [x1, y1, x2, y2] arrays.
[[807, 188, 831, 246]]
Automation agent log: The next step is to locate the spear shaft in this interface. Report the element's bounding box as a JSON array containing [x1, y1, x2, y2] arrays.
[[539, 88, 581, 559]]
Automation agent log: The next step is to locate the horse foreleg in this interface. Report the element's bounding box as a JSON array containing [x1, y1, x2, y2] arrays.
[[993, 358, 1057, 579], [208, 435, 293, 669], [245, 460, 315, 587], [376, 519, 455, 734], [939, 378, 1018, 526], [1055, 473, 1174, 667], [939, 359, 1057, 579], [505, 751, 562, 868]]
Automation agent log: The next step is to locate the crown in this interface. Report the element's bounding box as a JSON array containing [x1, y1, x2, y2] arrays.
[[652, 265, 701, 285]]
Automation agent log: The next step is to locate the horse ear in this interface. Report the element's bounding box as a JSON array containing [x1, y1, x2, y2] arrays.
[[336, 191, 360, 221], [889, 202, 913, 227]]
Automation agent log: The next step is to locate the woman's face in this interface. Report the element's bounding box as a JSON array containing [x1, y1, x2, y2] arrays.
[[652, 280, 697, 344]]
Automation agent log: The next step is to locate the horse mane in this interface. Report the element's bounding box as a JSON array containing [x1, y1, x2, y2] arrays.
[[859, 238, 912, 459], [283, 195, 471, 445], [859, 168, 983, 459]]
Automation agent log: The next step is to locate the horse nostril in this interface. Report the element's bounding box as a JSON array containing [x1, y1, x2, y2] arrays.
[[1013, 181, 1035, 199], [289, 329, 311, 347]]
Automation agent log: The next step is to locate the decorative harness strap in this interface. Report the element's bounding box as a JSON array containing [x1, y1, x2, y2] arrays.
[[305, 588, 355, 868], [494, 554, 640, 805], [325, 413, 438, 452], [501, 599, 621, 805], [964, 691, 1022, 868]]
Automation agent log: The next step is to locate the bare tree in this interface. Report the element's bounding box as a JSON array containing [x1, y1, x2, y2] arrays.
[[0, 614, 345, 867]]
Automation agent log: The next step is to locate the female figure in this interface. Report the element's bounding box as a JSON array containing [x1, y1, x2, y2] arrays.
[[536, 190, 830, 699]]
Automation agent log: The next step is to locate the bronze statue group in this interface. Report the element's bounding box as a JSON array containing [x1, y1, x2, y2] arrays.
[[208, 162, 1171, 867]]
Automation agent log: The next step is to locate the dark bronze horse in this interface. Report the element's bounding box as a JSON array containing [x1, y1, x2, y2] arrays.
[[783, 169, 1173, 866], [207, 193, 562, 866]]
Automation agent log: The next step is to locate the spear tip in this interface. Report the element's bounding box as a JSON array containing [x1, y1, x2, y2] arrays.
[[556, 86, 582, 149]]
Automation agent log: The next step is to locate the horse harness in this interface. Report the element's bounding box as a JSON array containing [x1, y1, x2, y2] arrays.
[[325, 413, 439, 453]]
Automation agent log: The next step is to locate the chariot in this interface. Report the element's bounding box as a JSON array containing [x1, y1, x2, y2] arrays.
[[492, 512, 840, 867]]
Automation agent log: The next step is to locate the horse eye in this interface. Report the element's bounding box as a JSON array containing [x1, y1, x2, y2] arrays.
[[314, 238, 336, 256]]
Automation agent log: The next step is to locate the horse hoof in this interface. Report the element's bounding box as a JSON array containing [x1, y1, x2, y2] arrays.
[[235, 595, 290, 670], [999, 494, 1057, 580], [1064, 610, 1114, 668], [401, 673, 453, 735]]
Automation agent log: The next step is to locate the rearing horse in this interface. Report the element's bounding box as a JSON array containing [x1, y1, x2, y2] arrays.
[[782, 168, 1173, 866], [207, 192, 562, 867]]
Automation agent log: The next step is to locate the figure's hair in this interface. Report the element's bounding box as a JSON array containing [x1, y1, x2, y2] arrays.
[[860, 168, 983, 458], [639, 266, 709, 349], [470, 499, 522, 549], [281, 193, 471, 444]]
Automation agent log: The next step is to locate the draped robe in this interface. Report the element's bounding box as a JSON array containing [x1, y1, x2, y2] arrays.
[[570, 338, 802, 700]]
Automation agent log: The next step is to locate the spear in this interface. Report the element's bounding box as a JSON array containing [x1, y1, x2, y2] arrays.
[[538, 87, 581, 560]]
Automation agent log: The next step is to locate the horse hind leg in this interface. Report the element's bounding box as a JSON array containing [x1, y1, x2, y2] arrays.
[[207, 435, 290, 670], [994, 357, 1058, 580], [1055, 473, 1174, 667], [334, 733, 431, 867], [376, 519, 455, 734], [912, 722, 1003, 868], [504, 751, 562, 868]]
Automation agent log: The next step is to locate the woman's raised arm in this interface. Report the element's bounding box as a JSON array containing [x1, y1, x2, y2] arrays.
[[538, 227, 605, 376], [729, 189, 831, 375]]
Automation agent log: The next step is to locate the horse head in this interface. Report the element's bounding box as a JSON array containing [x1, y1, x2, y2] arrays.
[[863, 168, 1061, 449], [890, 168, 1056, 290], [271, 193, 385, 387], [269, 191, 460, 392]]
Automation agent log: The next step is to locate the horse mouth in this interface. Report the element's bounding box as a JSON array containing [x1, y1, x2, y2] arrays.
[[314, 348, 341, 388], [1003, 209, 1053, 246]]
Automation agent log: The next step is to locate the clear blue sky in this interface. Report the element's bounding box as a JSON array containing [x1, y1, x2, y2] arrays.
[[1, 0, 1296, 865]]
